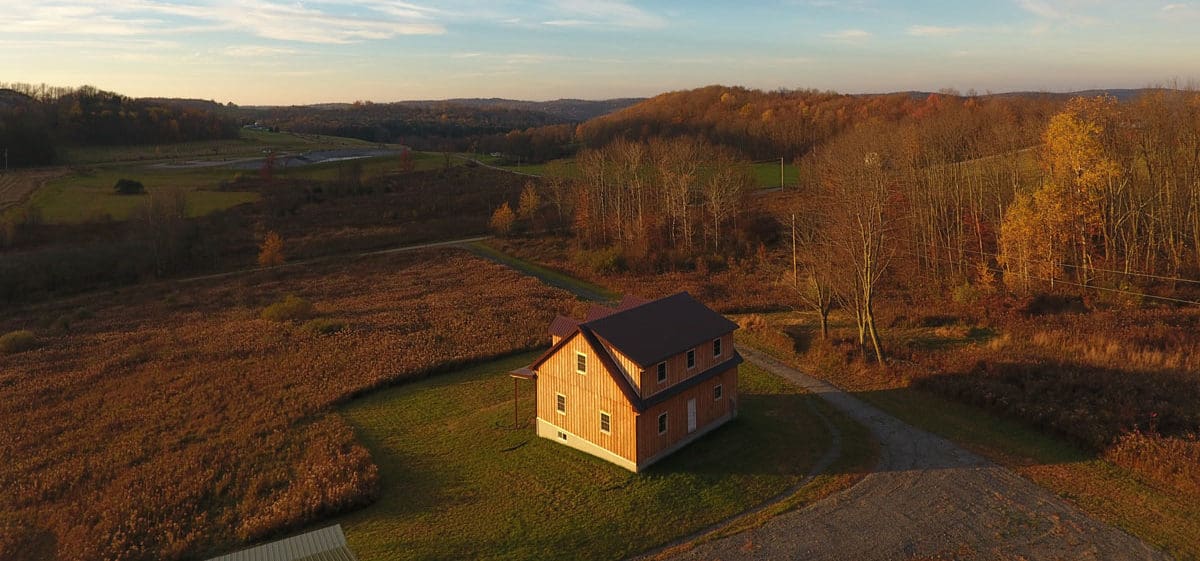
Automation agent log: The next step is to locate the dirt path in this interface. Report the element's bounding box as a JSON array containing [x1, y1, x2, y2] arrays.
[[0, 169, 64, 213], [665, 347, 1171, 561]]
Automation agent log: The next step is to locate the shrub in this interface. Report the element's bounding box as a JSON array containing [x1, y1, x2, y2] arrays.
[[0, 330, 36, 354], [113, 178, 145, 195], [302, 318, 344, 335], [261, 295, 314, 322], [571, 246, 625, 275]]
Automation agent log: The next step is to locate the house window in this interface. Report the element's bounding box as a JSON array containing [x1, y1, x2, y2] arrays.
[[714, 384, 723, 401], [657, 362, 667, 384], [556, 393, 566, 414], [600, 411, 611, 434], [713, 338, 722, 357], [686, 349, 696, 369], [557, 431, 567, 441], [658, 412, 669, 435], [576, 352, 587, 374]]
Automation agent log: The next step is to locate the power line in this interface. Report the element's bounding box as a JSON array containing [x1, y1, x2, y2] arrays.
[[897, 234, 1200, 286], [893, 238, 1200, 306]]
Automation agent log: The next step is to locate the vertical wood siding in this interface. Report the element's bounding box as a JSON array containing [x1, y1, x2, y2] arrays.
[[638, 334, 733, 400], [636, 365, 739, 461], [535, 333, 638, 462]]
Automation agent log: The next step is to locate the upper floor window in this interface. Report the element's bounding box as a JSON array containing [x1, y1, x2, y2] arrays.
[[556, 393, 566, 414], [600, 411, 611, 434], [576, 352, 587, 374], [713, 338, 722, 357], [686, 349, 696, 369], [657, 362, 667, 384]]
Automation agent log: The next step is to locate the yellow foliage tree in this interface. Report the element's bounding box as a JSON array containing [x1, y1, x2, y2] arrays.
[[517, 182, 540, 221], [258, 231, 285, 267], [490, 202, 516, 237], [1040, 95, 1121, 282]]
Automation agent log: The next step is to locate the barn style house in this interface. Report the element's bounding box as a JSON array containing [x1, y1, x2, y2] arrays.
[[516, 292, 742, 472]]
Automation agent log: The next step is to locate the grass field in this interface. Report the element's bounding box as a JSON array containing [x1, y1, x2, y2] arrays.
[[58, 129, 380, 166], [0, 249, 582, 561], [496, 158, 798, 189], [24, 149, 470, 224], [334, 353, 866, 561], [30, 167, 259, 222]]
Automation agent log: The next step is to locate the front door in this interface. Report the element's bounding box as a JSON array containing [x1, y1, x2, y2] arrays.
[[687, 398, 697, 433]]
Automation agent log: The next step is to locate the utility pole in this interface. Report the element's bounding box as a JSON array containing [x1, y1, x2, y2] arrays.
[[791, 213, 798, 283], [780, 156, 785, 190]]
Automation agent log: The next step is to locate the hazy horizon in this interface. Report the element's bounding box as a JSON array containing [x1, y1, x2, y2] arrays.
[[4, 1, 1200, 105]]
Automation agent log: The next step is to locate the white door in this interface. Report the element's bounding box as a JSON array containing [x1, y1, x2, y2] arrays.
[[687, 398, 697, 433]]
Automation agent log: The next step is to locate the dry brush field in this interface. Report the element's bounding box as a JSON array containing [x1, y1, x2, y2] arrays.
[[0, 249, 581, 561]]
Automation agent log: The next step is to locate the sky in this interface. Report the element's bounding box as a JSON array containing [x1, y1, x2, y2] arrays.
[[2, 0, 1199, 105]]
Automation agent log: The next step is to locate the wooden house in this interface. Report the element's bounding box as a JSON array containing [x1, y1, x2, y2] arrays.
[[520, 292, 741, 472]]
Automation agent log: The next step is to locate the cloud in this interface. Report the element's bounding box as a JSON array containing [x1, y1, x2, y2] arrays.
[[222, 45, 301, 57], [0, 1, 446, 44], [907, 25, 965, 37], [823, 29, 872, 41], [544, 0, 666, 29], [1013, 0, 1101, 26]]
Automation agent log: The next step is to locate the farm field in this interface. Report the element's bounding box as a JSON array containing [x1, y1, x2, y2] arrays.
[[23, 149, 468, 224], [57, 129, 381, 166], [0, 248, 581, 561], [334, 354, 871, 561], [0, 169, 65, 214], [496, 157, 800, 189]]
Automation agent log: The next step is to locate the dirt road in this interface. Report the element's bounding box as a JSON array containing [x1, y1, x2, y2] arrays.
[[664, 348, 1171, 561]]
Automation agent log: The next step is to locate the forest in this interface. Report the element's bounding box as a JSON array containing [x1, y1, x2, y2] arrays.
[[0, 83, 241, 167]]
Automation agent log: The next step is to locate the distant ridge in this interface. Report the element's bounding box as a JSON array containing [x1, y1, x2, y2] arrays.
[[869, 88, 1176, 102]]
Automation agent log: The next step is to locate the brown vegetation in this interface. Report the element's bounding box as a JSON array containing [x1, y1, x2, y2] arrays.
[[0, 249, 579, 561]]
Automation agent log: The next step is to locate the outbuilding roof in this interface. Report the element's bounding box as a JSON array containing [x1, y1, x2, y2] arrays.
[[204, 525, 356, 561], [581, 292, 739, 367]]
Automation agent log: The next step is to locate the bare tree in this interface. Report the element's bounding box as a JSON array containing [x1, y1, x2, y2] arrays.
[[815, 123, 903, 364]]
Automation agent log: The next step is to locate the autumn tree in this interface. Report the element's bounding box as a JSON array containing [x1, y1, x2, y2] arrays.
[[517, 181, 541, 229], [257, 231, 285, 267], [490, 202, 516, 237], [813, 122, 903, 363]]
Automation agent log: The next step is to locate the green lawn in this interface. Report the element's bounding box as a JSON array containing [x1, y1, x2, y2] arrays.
[[497, 158, 797, 189], [58, 129, 380, 166], [30, 167, 258, 223], [467, 242, 620, 302], [333, 352, 854, 561], [751, 161, 799, 189]]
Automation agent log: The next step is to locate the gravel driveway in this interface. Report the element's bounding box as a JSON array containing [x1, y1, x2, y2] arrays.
[[665, 348, 1172, 561]]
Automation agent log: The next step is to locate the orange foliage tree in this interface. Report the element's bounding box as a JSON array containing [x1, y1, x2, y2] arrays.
[[257, 231, 285, 267]]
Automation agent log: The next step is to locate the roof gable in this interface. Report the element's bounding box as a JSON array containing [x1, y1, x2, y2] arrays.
[[581, 292, 738, 367]]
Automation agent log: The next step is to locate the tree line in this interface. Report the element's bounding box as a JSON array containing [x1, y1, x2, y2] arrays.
[[0, 83, 240, 167]]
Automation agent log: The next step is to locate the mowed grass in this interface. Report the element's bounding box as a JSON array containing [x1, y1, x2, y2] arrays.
[[498, 158, 797, 189], [335, 353, 843, 561], [30, 167, 258, 223], [58, 129, 379, 166]]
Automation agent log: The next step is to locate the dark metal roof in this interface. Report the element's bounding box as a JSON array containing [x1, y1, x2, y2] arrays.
[[204, 525, 356, 561], [547, 315, 579, 338], [581, 292, 739, 367], [509, 367, 536, 379]]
